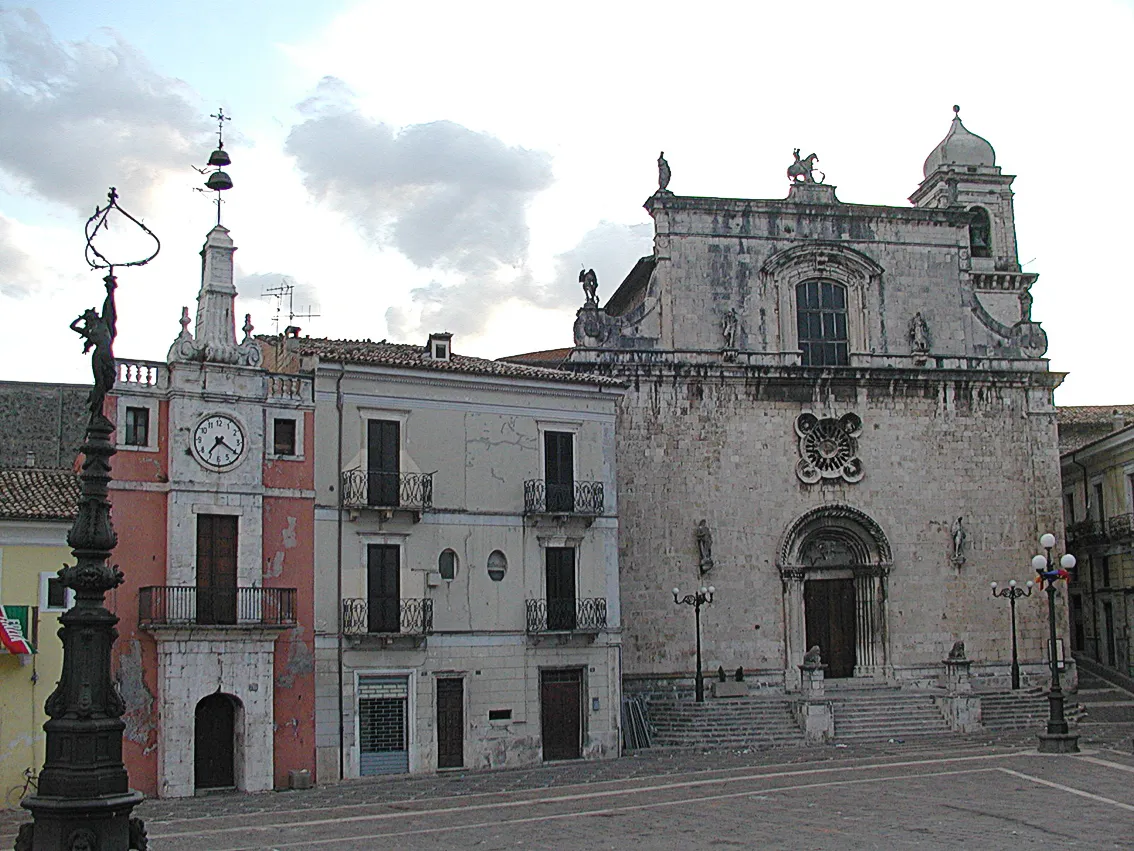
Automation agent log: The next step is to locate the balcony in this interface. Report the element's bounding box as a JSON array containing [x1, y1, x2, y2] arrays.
[[341, 469, 434, 514], [138, 586, 296, 628], [523, 480, 604, 517], [1107, 513, 1134, 542], [1065, 519, 1105, 546], [342, 598, 433, 638], [526, 598, 607, 634]]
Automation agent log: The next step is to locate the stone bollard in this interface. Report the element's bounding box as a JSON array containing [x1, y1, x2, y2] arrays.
[[938, 641, 980, 732], [795, 649, 834, 743]]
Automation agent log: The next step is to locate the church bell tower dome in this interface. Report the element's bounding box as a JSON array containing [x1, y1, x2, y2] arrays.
[[923, 105, 996, 177]]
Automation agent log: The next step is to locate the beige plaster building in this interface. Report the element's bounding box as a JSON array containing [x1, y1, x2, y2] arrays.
[[267, 335, 625, 779], [1059, 406, 1134, 682], [563, 110, 1069, 696]]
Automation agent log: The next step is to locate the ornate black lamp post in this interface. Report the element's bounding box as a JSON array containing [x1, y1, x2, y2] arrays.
[[990, 578, 1033, 690], [673, 586, 714, 703], [1031, 532, 1079, 754], [17, 188, 157, 851]]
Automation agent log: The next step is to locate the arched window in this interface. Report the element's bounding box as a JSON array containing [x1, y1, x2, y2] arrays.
[[487, 550, 507, 581], [796, 280, 848, 366], [438, 549, 458, 581], [969, 207, 992, 258]]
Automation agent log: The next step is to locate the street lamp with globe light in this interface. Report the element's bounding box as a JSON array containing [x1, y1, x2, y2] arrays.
[[1032, 532, 1079, 753]]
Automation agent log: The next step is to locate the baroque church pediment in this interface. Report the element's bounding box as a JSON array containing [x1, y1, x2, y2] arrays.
[[760, 242, 884, 288]]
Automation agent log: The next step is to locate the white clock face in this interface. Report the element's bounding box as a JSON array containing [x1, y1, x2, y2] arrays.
[[192, 414, 246, 469]]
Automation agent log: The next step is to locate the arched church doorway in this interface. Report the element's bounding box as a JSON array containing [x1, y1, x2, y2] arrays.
[[194, 693, 239, 791], [779, 506, 893, 688]]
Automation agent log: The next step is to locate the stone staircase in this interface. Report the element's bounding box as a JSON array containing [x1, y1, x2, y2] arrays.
[[646, 695, 804, 748], [830, 688, 952, 741], [979, 689, 1059, 730], [1076, 670, 1134, 724]]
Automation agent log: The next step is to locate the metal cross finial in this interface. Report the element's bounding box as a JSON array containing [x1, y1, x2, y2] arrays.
[[210, 107, 232, 147]]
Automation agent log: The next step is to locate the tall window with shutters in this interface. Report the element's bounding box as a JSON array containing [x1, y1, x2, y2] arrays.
[[367, 420, 400, 507], [544, 431, 574, 512]]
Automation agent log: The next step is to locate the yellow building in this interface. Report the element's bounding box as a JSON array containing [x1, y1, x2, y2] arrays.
[[0, 468, 78, 806], [1059, 406, 1134, 681]]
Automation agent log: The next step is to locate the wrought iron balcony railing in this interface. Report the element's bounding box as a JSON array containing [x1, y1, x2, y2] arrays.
[[1107, 513, 1134, 541], [342, 597, 434, 636], [341, 469, 434, 511], [526, 598, 607, 634], [139, 586, 296, 628], [1065, 519, 1102, 543], [523, 480, 604, 516]]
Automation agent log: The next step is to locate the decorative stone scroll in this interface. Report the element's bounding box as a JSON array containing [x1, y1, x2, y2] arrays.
[[794, 412, 864, 484]]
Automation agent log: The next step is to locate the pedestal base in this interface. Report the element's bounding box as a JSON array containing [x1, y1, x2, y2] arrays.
[[1036, 732, 1080, 754], [20, 790, 145, 850]]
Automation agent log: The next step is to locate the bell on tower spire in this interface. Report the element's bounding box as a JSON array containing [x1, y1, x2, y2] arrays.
[[168, 110, 261, 367]]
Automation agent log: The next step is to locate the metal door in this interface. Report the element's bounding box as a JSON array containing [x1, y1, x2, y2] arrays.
[[359, 676, 409, 775], [540, 669, 582, 761], [436, 678, 464, 769]]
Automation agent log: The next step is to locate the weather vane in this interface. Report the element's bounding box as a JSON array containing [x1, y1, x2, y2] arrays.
[[194, 107, 234, 225]]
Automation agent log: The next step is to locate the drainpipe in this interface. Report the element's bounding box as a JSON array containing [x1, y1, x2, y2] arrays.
[[1071, 454, 1099, 661], [335, 365, 346, 781]]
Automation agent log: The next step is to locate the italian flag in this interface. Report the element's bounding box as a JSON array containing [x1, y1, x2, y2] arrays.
[[0, 605, 34, 655]]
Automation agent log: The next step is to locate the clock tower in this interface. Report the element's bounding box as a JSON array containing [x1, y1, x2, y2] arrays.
[[106, 117, 317, 798]]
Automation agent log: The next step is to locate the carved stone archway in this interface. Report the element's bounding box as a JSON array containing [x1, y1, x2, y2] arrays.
[[778, 505, 893, 690]]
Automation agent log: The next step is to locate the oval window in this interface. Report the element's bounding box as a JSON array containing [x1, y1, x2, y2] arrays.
[[487, 550, 507, 581], [439, 549, 458, 581]]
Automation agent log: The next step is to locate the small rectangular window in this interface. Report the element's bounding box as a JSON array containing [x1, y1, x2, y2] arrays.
[[39, 571, 73, 611], [124, 406, 149, 446], [488, 709, 512, 721], [1101, 556, 1111, 588], [273, 418, 297, 456]]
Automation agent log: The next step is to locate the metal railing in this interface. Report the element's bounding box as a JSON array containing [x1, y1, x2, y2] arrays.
[[1065, 519, 1105, 544], [342, 598, 433, 636], [523, 480, 604, 516], [340, 469, 434, 511], [525, 598, 607, 633], [1107, 513, 1134, 541], [138, 586, 296, 627]]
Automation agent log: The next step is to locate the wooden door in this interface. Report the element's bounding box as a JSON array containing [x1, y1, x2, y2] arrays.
[[367, 419, 400, 506], [545, 547, 577, 630], [540, 669, 582, 761], [194, 694, 236, 789], [367, 545, 400, 633], [436, 678, 464, 769], [544, 431, 574, 512], [197, 514, 237, 625], [804, 578, 856, 679]]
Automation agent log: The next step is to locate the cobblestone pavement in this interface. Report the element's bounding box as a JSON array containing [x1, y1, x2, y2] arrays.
[[4, 725, 1134, 850]]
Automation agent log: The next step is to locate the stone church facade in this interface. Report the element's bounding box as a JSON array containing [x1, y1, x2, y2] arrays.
[[565, 112, 1068, 694]]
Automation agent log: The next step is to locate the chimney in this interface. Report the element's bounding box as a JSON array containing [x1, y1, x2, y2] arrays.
[[24, 449, 35, 467], [1113, 409, 1126, 432]]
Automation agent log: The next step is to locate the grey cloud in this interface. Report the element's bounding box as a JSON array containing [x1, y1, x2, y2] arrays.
[[0, 9, 209, 211], [0, 217, 35, 297], [385, 221, 654, 342], [285, 77, 553, 274]]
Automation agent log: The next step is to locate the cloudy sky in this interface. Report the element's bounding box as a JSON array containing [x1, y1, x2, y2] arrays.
[[2, 1, 1131, 404]]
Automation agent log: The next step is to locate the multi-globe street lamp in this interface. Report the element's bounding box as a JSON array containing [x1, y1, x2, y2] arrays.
[[1031, 532, 1079, 754], [673, 586, 714, 703], [990, 579, 1033, 690]]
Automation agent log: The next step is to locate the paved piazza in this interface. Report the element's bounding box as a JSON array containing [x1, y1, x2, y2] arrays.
[[4, 730, 1134, 849]]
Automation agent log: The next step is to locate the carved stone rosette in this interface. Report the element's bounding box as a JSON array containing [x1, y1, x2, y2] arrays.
[[794, 412, 864, 484]]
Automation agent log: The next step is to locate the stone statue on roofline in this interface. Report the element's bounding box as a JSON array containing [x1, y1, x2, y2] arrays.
[[787, 149, 824, 184], [580, 267, 598, 306], [657, 151, 672, 194]]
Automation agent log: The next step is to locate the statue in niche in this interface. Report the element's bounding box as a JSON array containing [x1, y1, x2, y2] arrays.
[[947, 640, 967, 661], [951, 516, 967, 565], [657, 151, 672, 193], [721, 307, 739, 349], [579, 267, 598, 305], [696, 519, 714, 573], [908, 312, 930, 355], [787, 149, 823, 184], [70, 274, 117, 416]]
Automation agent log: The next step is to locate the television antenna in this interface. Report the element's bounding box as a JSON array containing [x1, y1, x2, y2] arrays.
[[262, 277, 319, 335]]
